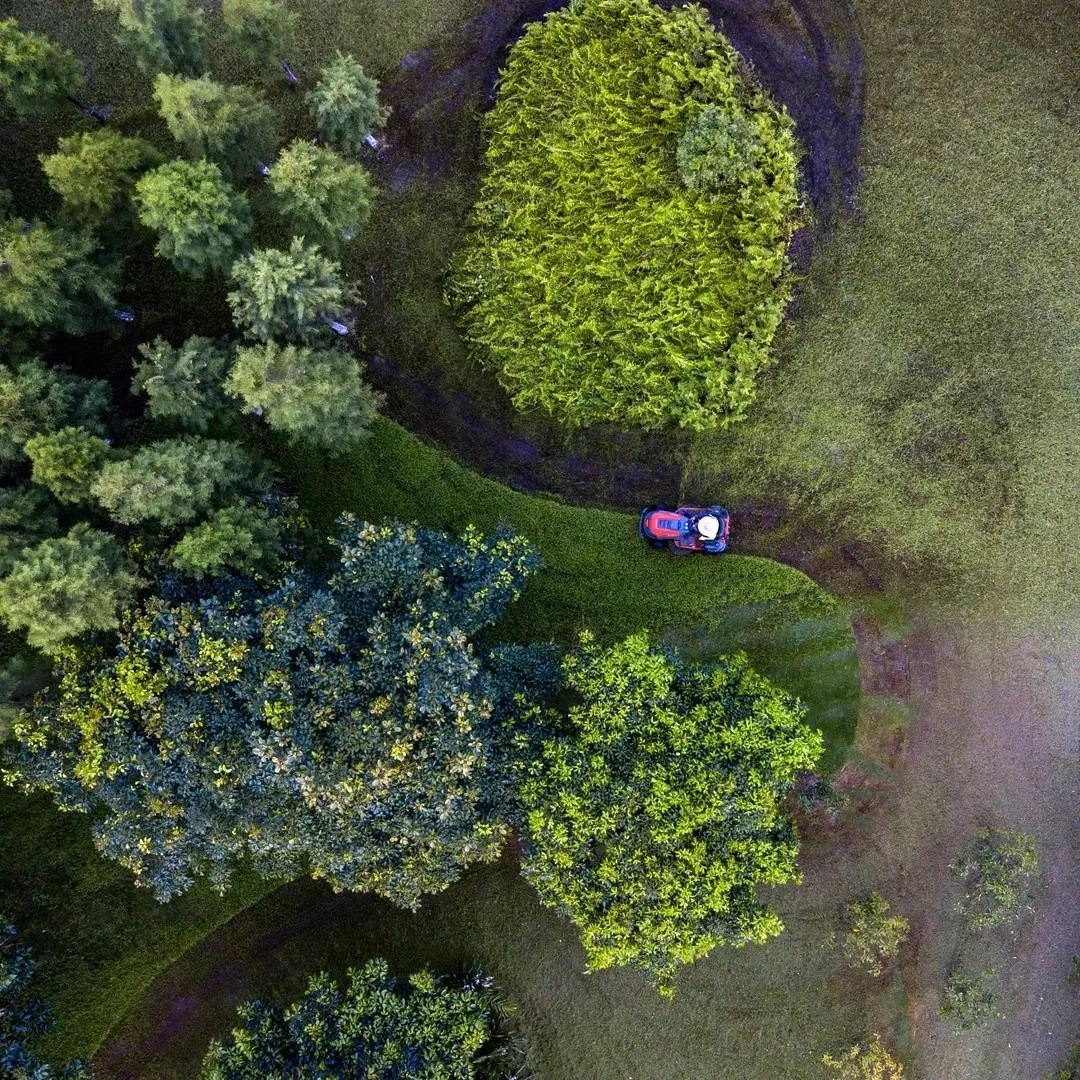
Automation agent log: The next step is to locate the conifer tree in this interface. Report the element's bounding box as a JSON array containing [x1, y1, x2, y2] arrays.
[[221, 0, 297, 70], [133, 160, 252, 277], [132, 335, 230, 431], [153, 73, 276, 182], [25, 425, 111, 505], [0, 18, 84, 120], [227, 238, 345, 341], [306, 53, 389, 155], [92, 0, 207, 76]]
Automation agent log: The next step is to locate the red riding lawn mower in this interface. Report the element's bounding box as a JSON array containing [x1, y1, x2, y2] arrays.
[[639, 504, 731, 554]]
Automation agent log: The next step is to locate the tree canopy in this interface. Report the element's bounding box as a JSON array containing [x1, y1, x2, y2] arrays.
[[519, 631, 822, 993], [132, 335, 231, 431], [226, 342, 382, 447], [450, 0, 801, 431], [92, 0, 208, 76], [201, 960, 519, 1080], [306, 52, 389, 155], [25, 425, 112, 505], [221, 0, 297, 69], [7, 518, 542, 904], [0, 18, 84, 120]]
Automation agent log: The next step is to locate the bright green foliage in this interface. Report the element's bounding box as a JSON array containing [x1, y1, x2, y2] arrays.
[[677, 104, 763, 194], [132, 335, 231, 431], [40, 130, 160, 225], [0, 18, 83, 120], [153, 74, 276, 183], [170, 502, 283, 579], [91, 436, 259, 527], [269, 140, 376, 250], [226, 343, 382, 447], [221, 0, 297, 68], [823, 1034, 904, 1079], [0, 217, 118, 331], [0, 358, 110, 463], [306, 52, 390, 155], [0, 487, 59, 575], [950, 827, 1040, 931], [7, 518, 541, 903], [25, 426, 111, 505], [227, 239, 345, 342], [201, 961, 517, 1079], [0, 524, 141, 653], [841, 892, 908, 976], [92, 0, 207, 76], [133, 160, 252, 277], [939, 968, 1001, 1029], [450, 0, 800, 432], [519, 631, 822, 993]]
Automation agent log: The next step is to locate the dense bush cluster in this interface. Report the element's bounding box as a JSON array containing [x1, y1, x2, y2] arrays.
[[950, 827, 1039, 931], [841, 892, 909, 976], [451, 0, 801, 431], [201, 960, 522, 1079]]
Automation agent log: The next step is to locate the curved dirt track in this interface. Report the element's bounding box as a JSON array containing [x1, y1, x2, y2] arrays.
[[358, 0, 864, 509]]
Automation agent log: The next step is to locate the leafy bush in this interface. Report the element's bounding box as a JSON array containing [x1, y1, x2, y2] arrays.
[[841, 892, 909, 976], [132, 335, 231, 431], [201, 960, 522, 1079], [25, 426, 111, 505], [519, 631, 822, 993], [0, 524, 141, 653], [6, 518, 542, 904], [939, 968, 1001, 1029], [822, 1034, 903, 1079], [450, 0, 800, 432], [950, 827, 1039, 931], [226, 342, 382, 447], [306, 53, 389, 155]]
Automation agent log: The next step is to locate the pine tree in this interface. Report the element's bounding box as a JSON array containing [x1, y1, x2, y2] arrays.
[[306, 53, 390, 155], [132, 335, 231, 430], [226, 342, 382, 446], [133, 160, 252, 277], [221, 0, 297, 70], [0, 217, 119, 331], [269, 140, 376, 251], [0, 18, 84, 120], [25, 425, 112, 505], [40, 129, 161, 225], [227, 238, 345, 341], [153, 73, 276, 182], [92, 0, 207, 76], [170, 501, 284, 579]]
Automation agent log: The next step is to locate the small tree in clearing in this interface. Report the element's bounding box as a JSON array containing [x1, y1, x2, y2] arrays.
[[823, 1034, 904, 1080], [92, 0, 207, 76], [842, 892, 909, 976], [306, 53, 390, 155], [0, 18, 84, 120], [226, 342, 382, 447], [134, 160, 252, 277], [227, 239, 345, 342], [221, 0, 297, 70]]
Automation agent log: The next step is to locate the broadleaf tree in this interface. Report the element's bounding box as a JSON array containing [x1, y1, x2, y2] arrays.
[[6, 518, 543, 903], [133, 160, 252, 277], [518, 631, 823, 993], [0, 18, 83, 120], [227, 238, 345, 342], [92, 0, 207, 76], [306, 53, 390, 155], [226, 342, 382, 447], [0, 523, 141, 653], [153, 74, 276, 182]]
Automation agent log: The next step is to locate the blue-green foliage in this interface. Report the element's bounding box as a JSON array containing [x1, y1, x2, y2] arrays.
[[0, 918, 92, 1078], [201, 959, 520, 1079], [6, 519, 543, 907]]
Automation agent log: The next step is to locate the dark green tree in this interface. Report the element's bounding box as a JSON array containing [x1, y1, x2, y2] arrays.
[[201, 961, 520, 1080], [227, 238, 345, 341], [91, 436, 259, 527], [133, 160, 252, 276], [269, 140, 375, 251], [518, 631, 823, 993], [0, 917, 94, 1079], [7, 518, 542, 902], [25, 425, 112, 505], [226, 342, 381, 447], [0, 217, 119, 331], [0, 358, 110, 463], [153, 74, 276, 182], [0, 523, 141, 653], [306, 53, 389, 155], [221, 0, 297, 70], [132, 335, 231, 431], [0, 487, 60, 575], [0, 18, 84, 120], [170, 501, 284, 579], [92, 0, 207, 76], [40, 129, 161, 225]]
